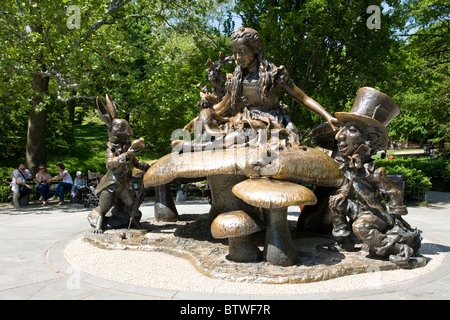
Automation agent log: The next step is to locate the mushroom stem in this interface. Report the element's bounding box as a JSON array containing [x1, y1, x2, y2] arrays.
[[228, 236, 262, 262], [297, 186, 336, 233], [154, 184, 179, 222], [207, 175, 260, 222], [263, 207, 298, 266]]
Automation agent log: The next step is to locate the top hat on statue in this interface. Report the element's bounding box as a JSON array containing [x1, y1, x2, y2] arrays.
[[334, 87, 400, 149]]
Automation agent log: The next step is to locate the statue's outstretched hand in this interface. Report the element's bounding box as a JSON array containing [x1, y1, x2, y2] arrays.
[[329, 193, 346, 211], [327, 116, 339, 131]]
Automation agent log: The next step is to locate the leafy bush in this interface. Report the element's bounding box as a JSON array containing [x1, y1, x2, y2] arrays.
[[0, 167, 14, 202], [0, 184, 11, 203], [376, 158, 450, 192], [385, 164, 431, 188], [441, 147, 450, 160]]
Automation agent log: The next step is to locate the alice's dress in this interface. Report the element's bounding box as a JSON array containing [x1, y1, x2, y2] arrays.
[[216, 64, 302, 150]]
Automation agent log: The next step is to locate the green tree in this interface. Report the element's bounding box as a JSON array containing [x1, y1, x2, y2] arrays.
[[0, 0, 132, 172], [76, 0, 232, 152], [234, 0, 407, 135], [388, 0, 449, 146], [0, 0, 233, 171]]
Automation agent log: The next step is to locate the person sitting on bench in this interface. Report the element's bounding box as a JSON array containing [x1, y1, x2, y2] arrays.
[[48, 163, 73, 205]]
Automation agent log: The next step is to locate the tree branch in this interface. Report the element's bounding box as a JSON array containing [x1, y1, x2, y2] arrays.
[[13, 65, 96, 102], [75, 0, 132, 46], [46, 1, 131, 101], [394, 33, 448, 37], [55, 94, 97, 102]]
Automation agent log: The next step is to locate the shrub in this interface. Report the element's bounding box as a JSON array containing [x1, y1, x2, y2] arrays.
[[376, 158, 450, 192], [0, 167, 14, 202], [385, 164, 431, 186]]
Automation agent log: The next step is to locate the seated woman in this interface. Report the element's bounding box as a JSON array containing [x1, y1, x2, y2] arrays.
[[35, 165, 51, 205], [48, 163, 73, 205], [174, 28, 337, 152]]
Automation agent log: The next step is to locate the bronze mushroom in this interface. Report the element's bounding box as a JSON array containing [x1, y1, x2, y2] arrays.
[[211, 210, 263, 262], [232, 178, 317, 266], [143, 147, 342, 223]]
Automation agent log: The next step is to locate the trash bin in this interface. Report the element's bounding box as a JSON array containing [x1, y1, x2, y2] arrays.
[[132, 176, 143, 196], [176, 185, 188, 202], [388, 174, 406, 203]]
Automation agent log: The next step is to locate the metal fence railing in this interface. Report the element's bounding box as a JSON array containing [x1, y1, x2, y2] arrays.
[[405, 183, 430, 207], [388, 175, 430, 207]]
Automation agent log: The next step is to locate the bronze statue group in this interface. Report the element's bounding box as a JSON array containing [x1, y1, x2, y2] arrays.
[[90, 28, 421, 268]]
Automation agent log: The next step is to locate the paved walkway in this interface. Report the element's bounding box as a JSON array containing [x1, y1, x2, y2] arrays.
[[0, 192, 449, 300]]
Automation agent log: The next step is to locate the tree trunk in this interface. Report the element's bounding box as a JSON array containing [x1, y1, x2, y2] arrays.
[[68, 90, 77, 125], [26, 72, 49, 175]]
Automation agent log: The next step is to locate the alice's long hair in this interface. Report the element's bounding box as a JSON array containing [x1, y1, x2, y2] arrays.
[[229, 28, 276, 114]]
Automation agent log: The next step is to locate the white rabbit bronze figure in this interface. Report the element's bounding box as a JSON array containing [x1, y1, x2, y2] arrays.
[[88, 95, 150, 233]]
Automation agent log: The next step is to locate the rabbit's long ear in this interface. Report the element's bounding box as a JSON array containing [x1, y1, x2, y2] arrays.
[[105, 94, 119, 119], [97, 96, 112, 127]]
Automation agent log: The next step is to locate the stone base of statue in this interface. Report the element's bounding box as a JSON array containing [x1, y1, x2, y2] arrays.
[[83, 213, 426, 284]]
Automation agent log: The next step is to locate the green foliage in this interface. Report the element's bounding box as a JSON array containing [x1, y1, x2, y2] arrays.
[[0, 167, 14, 202], [235, 0, 408, 133], [376, 158, 450, 192], [0, 185, 11, 203], [0, 0, 234, 163], [0, 0, 448, 174], [0, 103, 28, 162], [387, 0, 449, 144], [234, 0, 449, 144], [385, 164, 431, 186], [129, 36, 230, 152], [441, 147, 450, 160]]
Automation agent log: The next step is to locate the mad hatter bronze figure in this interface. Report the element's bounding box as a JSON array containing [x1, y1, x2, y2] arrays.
[[329, 87, 421, 267]]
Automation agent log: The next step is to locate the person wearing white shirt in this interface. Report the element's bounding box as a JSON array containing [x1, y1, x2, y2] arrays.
[[48, 163, 73, 205], [7, 164, 32, 208], [12, 164, 31, 181], [2, 171, 31, 209]]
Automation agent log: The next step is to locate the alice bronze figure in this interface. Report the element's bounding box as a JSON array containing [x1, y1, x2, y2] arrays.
[[173, 27, 338, 152]]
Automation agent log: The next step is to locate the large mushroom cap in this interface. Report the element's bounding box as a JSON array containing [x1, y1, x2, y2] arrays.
[[211, 210, 262, 239], [143, 147, 343, 188], [232, 178, 317, 209]]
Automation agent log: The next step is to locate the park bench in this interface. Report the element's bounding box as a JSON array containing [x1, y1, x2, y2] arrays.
[[9, 172, 98, 206], [15, 179, 58, 206]]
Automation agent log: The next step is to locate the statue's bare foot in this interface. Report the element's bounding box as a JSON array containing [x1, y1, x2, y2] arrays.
[[93, 216, 104, 234]]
